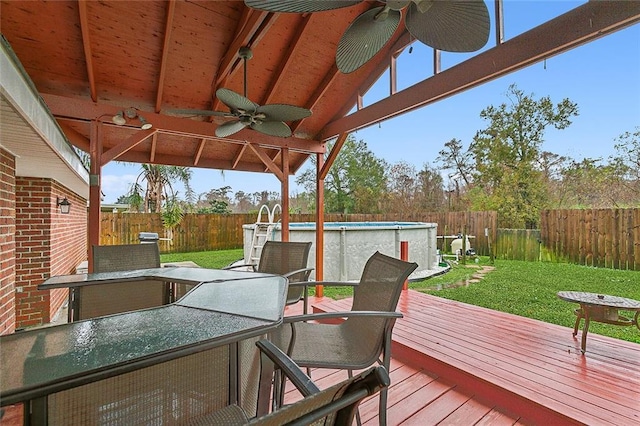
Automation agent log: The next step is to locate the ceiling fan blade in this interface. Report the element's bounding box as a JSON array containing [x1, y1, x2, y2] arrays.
[[256, 104, 312, 122], [336, 7, 400, 74], [166, 108, 235, 117], [405, 1, 490, 52], [216, 88, 258, 114], [244, 0, 362, 13], [250, 121, 292, 138], [215, 120, 248, 138]]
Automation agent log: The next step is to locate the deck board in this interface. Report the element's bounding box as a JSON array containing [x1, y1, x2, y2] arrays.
[[299, 290, 640, 425]]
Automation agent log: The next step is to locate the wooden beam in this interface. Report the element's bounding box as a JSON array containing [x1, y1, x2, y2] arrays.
[[59, 122, 90, 152], [321, 1, 640, 140], [155, 0, 177, 113], [329, 31, 412, 124], [247, 143, 284, 181], [194, 138, 206, 166], [232, 144, 248, 169], [100, 128, 158, 166], [88, 120, 102, 272], [45, 95, 324, 154], [281, 148, 290, 242], [78, 0, 97, 102], [149, 132, 158, 163], [319, 133, 348, 180], [315, 151, 325, 287], [212, 10, 275, 110]]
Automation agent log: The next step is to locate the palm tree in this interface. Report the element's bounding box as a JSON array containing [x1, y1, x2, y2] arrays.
[[128, 164, 193, 213]]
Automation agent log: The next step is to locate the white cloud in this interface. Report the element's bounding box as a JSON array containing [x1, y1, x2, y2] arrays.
[[101, 173, 137, 203]]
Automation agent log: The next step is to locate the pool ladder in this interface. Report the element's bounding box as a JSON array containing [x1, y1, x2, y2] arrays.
[[248, 204, 281, 265]]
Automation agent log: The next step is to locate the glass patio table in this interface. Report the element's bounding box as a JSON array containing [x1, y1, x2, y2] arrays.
[[39, 267, 270, 321], [2, 271, 288, 424]]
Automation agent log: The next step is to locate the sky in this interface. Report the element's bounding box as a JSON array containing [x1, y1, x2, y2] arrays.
[[100, 1, 640, 204]]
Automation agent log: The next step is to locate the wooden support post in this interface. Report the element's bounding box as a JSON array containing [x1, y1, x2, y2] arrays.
[[401, 241, 409, 290]]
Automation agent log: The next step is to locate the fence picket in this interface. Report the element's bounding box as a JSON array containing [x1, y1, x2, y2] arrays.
[[98, 208, 639, 271]]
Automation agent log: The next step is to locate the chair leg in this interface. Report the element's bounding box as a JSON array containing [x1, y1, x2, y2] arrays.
[[378, 387, 388, 426]]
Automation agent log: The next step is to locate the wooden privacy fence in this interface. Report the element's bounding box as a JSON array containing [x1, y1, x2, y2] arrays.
[[99, 211, 497, 256], [495, 229, 541, 262], [540, 208, 640, 271]]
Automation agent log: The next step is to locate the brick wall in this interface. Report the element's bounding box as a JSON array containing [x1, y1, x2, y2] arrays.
[[15, 178, 87, 328], [49, 183, 87, 319], [0, 148, 16, 334]]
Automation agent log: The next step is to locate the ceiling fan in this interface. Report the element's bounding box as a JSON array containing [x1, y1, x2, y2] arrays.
[[170, 46, 311, 138], [244, 0, 490, 74]]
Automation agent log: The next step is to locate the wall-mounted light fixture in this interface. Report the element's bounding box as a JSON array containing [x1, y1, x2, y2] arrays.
[[111, 108, 153, 130], [57, 197, 71, 214]]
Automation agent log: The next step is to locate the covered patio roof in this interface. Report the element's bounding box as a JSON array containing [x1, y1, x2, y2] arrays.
[[1, 0, 639, 274]]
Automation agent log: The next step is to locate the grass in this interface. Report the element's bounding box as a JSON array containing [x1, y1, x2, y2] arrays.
[[161, 249, 244, 269], [160, 250, 640, 344]]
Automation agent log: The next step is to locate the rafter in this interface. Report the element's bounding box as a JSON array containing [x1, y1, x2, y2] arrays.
[[290, 62, 340, 134], [150, 133, 158, 163], [262, 14, 312, 106], [155, 0, 177, 113], [78, 0, 97, 102], [59, 122, 90, 152], [212, 9, 274, 111], [194, 139, 206, 166]]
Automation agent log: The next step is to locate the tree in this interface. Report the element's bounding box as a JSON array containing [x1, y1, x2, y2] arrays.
[[416, 163, 447, 212], [559, 158, 621, 208], [296, 135, 387, 214], [436, 138, 473, 186], [468, 84, 579, 227], [127, 164, 193, 213], [384, 161, 417, 214], [610, 127, 640, 201]]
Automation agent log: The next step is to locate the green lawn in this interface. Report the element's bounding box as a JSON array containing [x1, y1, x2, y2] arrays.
[[160, 250, 640, 344]]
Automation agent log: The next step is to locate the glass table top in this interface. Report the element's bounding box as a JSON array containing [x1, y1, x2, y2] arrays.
[[2, 273, 287, 404], [39, 267, 272, 288]]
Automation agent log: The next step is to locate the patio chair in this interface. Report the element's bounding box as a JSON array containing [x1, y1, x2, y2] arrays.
[[225, 241, 314, 313], [187, 339, 390, 426], [271, 251, 417, 426], [74, 243, 167, 320]]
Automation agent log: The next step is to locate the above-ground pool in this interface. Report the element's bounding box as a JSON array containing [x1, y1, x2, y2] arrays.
[[243, 221, 438, 281]]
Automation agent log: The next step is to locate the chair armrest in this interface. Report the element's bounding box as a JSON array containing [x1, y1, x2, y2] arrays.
[[223, 263, 257, 271], [287, 280, 359, 288], [282, 267, 314, 281], [256, 339, 319, 396], [283, 310, 403, 324], [311, 280, 359, 288]]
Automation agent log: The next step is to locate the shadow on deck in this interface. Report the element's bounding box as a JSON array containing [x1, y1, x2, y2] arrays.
[[289, 290, 640, 425]]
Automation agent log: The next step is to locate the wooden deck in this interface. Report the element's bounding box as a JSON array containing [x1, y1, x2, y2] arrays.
[[3, 291, 638, 425], [285, 290, 640, 425]]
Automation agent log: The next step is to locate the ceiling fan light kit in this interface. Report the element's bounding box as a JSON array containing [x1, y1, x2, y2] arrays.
[[245, 0, 490, 73], [111, 108, 153, 129], [111, 111, 126, 125]]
